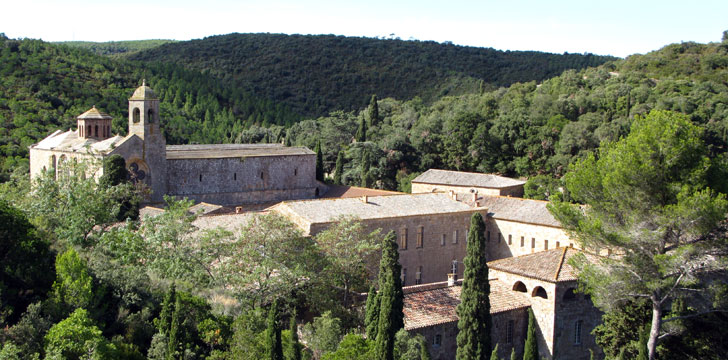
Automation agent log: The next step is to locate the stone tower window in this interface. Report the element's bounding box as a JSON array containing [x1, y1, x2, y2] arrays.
[[147, 109, 154, 123], [133, 108, 140, 123], [574, 320, 583, 345], [452, 230, 458, 244], [508, 234, 512, 245], [294, 168, 298, 176], [441, 234, 446, 246], [87, 125, 92, 136], [416, 226, 424, 248], [521, 236, 525, 247], [513, 281, 527, 293], [434, 334, 442, 347], [95, 125, 99, 137], [399, 228, 408, 250], [199, 174, 202, 182], [532, 286, 548, 299], [545, 240, 549, 250], [234, 173, 237, 181], [506, 320, 514, 344], [451, 260, 458, 275]]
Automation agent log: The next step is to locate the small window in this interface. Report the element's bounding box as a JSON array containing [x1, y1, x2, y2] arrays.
[[199, 174, 202, 182], [545, 240, 549, 250], [401, 268, 407, 285], [294, 168, 298, 176], [506, 320, 514, 344], [234, 173, 237, 181], [415, 266, 422, 285], [574, 320, 583, 345], [531, 238, 536, 249], [416, 226, 424, 248], [451, 260, 458, 275], [533, 286, 548, 299], [441, 234, 446, 246], [434, 334, 442, 347], [260, 172, 264, 180], [508, 234, 512, 245], [513, 281, 527, 293], [521, 236, 525, 247], [400, 228, 408, 250], [556, 241, 560, 248], [147, 108, 154, 123], [133, 108, 140, 123], [453, 230, 459, 244]]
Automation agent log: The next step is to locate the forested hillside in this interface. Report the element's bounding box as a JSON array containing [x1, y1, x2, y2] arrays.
[[128, 33, 615, 116], [58, 40, 177, 57], [267, 38, 728, 194], [0, 34, 300, 180]]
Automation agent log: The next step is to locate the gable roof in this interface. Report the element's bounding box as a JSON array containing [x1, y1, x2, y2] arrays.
[[479, 195, 561, 227], [32, 129, 126, 154], [488, 247, 597, 283], [403, 279, 531, 330], [412, 169, 526, 188], [166, 144, 313, 160]]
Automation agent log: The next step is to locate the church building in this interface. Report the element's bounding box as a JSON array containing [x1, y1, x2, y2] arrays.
[[29, 82, 320, 204]]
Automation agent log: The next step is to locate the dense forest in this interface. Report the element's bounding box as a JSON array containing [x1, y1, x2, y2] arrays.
[[58, 40, 178, 57], [126, 33, 615, 116]]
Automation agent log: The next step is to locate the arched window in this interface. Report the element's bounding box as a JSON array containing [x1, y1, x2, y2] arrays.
[[87, 125, 92, 136], [513, 281, 527, 293], [133, 108, 141, 123], [532, 286, 548, 299], [563, 288, 577, 301], [95, 125, 99, 137], [147, 109, 154, 123]]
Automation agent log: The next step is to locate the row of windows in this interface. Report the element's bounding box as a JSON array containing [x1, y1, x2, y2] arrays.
[[196, 169, 299, 183], [80, 123, 110, 138], [398, 227, 467, 250], [132, 108, 155, 123], [400, 261, 460, 286], [487, 231, 573, 250]]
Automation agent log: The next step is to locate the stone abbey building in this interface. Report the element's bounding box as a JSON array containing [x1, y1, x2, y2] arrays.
[[29, 82, 320, 204]]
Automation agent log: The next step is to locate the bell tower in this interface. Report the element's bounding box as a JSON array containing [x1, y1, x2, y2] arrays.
[[128, 79, 160, 139]]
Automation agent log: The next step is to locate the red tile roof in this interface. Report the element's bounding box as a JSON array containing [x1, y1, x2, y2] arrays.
[[321, 185, 402, 198], [488, 247, 598, 283], [403, 279, 530, 330]]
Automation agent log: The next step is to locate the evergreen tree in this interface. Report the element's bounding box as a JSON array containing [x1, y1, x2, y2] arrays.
[[636, 325, 649, 360], [419, 335, 432, 360], [167, 293, 182, 360], [368, 94, 380, 127], [361, 151, 371, 188], [375, 231, 404, 360], [267, 299, 283, 360], [100, 154, 128, 187], [456, 213, 491, 360], [523, 309, 538, 360], [287, 309, 302, 360], [157, 284, 176, 335], [510, 348, 516, 360], [285, 136, 292, 147], [334, 151, 345, 185], [490, 344, 499, 360], [315, 140, 324, 182], [365, 284, 380, 340], [356, 116, 367, 142]]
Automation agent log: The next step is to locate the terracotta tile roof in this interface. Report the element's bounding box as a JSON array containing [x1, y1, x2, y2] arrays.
[[479, 196, 561, 227], [488, 247, 598, 283], [412, 169, 526, 188], [166, 144, 313, 159], [321, 185, 402, 199], [403, 279, 531, 330], [77, 106, 113, 120]]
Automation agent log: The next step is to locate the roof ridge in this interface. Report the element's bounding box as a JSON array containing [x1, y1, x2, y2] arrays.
[[484, 194, 552, 204], [554, 246, 569, 281]]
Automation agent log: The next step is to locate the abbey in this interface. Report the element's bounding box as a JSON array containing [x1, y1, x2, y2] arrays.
[[29, 82, 320, 204]]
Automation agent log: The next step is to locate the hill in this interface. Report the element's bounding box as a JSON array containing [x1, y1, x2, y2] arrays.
[[127, 33, 616, 116], [58, 39, 178, 57], [0, 35, 300, 180]]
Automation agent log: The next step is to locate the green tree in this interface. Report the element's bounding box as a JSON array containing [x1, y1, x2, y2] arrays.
[[636, 325, 649, 360], [523, 309, 538, 360], [510, 347, 516, 360], [456, 213, 491, 360], [490, 344, 499, 360], [302, 311, 343, 359], [267, 299, 283, 360], [157, 284, 177, 335], [334, 150, 345, 185], [286, 309, 302, 360], [375, 231, 404, 360], [51, 248, 94, 313], [356, 116, 367, 142], [315, 140, 325, 182], [321, 333, 373, 360], [368, 95, 380, 127], [549, 110, 728, 360], [44, 308, 115, 360], [100, 154, 128, 187], [167, 294, 182, 360], [365, 285, 381, 340]]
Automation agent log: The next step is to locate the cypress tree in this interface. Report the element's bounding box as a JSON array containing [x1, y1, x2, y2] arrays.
[[523, 308, 538, 360], [285, 135, 292, 147], [356, 116, 367, 142], [368, 94, 380, 127], [490, 344, 499, 360], [167, 293, 182, 360], [375, 231, 404, 360], [158, 283, 176, 335], [334, 151, 345, 185], [456, 213, 491, 360], [361, 151, 371, 188], [315, 140, 324, 182], [267, 299, 283, 360], [365, 284, 381, 340], [287, 309, 302, 360], [510, 347, 516, 360]]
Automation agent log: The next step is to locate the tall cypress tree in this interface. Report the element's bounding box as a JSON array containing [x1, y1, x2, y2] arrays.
[[365, 284, 381, 340], [490, 344, 499, 360], [158, 283, 176, 335], [267, 299, 283, 360], [361, 151, 371, 188], [523, 308, 538, 360], [456, 213, 491, 360], [356, 116, 367, 142], [510, 347, 516, 360], [315, 140, 324, 182], [334, 151, 345, 185], [368, 94, 380, 127], [167, 294, 182, 360], [375, 231, 404, 360], [287, 309, 302, 360]]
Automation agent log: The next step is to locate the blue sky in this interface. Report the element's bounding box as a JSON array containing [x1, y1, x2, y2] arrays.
[[4, 0, 727, 57]]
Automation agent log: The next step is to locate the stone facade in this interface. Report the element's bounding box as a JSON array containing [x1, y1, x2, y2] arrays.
[[411, 169, 526, 198], [411, 182, 524, 198], [486, 218, 573, 260], [29, 82, 316, 205]]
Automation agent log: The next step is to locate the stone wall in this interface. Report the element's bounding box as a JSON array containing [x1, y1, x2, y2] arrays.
[[485, 218, 574, 261], [166, 154, 316, 205], [553, 283, 603, 359], [411, 183, 524, 197], [29, 148, 103, 180], [308, 209, 487, 285]]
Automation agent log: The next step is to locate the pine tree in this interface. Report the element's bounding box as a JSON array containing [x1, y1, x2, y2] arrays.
[[158, 283, 176, 335], [456, 213, 491, 360], [636, 324, 649, 360], [368, 94, 380, 127], [334, 150, 345, 185], [356, 116, 367, 142], [315, 140, 324, 182], [375, 231, 404, 360], [268, 299, 283, 360], [365, 284, 381, 340], [510, 347, 516, 360], [523, 309, 538, 360], [490, 344, 499, 360], [287, 309, 302, 360], [167, 293, 182, 360]]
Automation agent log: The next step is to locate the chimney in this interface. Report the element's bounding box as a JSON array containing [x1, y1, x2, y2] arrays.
[[449, 190, 456, 201], [447, 273, 457, 287], [235, 206, 243, 214], [361, 195, 368, 204], [471, 192, 478, 206]]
